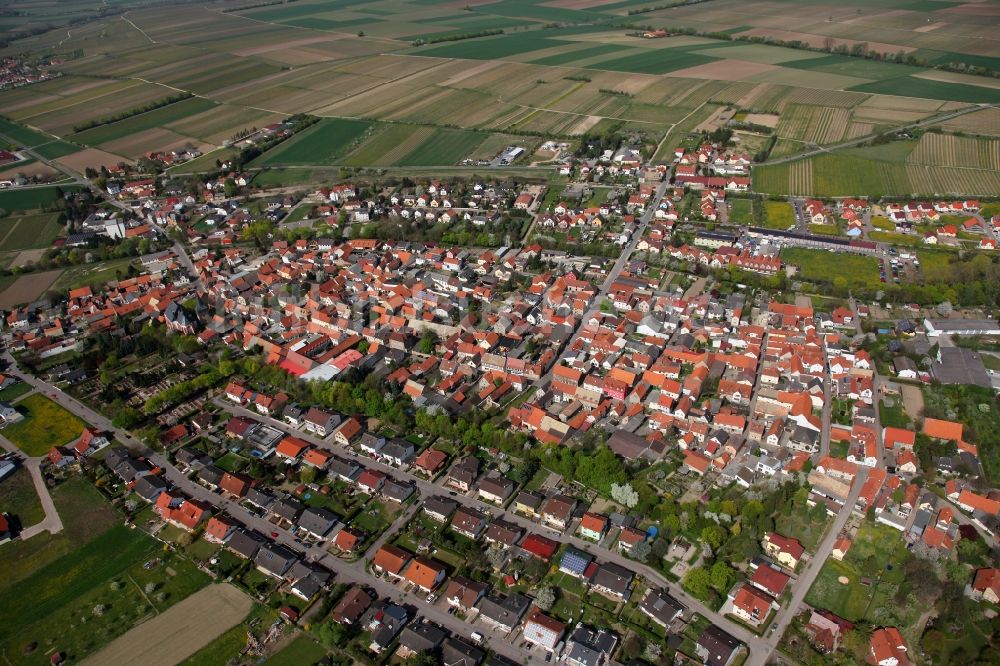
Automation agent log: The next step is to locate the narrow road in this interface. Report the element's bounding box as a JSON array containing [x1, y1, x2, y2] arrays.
[[748, 467, 869, 666], [0, 434, 64, 538]]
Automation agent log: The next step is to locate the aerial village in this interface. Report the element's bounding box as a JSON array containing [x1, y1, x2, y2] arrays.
[[0, 125, 998, 666]]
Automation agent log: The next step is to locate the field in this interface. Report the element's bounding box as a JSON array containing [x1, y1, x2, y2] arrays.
[[2, 393, 87, 456], [252, 118, 374, 166], [50, 257, 138, 293], [0, 521, 212, 661], [0, 467, 44, 528], [727, 198, 753, 224], [0, 269, 62, 308], [779, 247, 881, 289], [0, 186, 79, 213], [0, 212, 63, 252], [0, 477, 120, 588], [81, 584, 253, 666]]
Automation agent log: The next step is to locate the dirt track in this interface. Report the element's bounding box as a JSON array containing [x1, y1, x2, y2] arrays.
[[80, 583, 252, 666]]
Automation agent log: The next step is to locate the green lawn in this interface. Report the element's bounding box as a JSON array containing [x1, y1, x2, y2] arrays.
[[879, 399, 912, 429], [779, 247, 881, 289], [0, 211, 64, 251], [804, 522, 914, 625], [728, 198, 753, 224], [0, 381, 32, 402], [264, 634, 328, 665], [2, 393, 86, 456], [0, 467, 44, 527], [761, 201, 795, 229]]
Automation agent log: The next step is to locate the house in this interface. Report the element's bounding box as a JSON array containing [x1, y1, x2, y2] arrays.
[[868, 627, 909, 666], [971, 568, 1000, 603], [441, 637, 485, 665], [514, 490, 543, 517], [750, 564, 790, 598], [832, 537, 852, 561], [364, 601, 409, 654], [423, 496, 458, 523], [523, 609, 567, 652], [559, 547, 593, 578], [763, 532, 805, 569], [226, 529, 266, 560], [589, 562, 634, 601], [731, 583, 774, 626], [638, 589, 684, 629], [404, 555, 447, 593], [204, 515, 238, 543], [477, 592, 531, 632], [477, 472, 515, 505], [333, 526, 364, 553], [298, 506, 338, 539], [379, 438, 415, 466], [521, 533, 558, 561], [73, 428, 109, 457], [396, 622, 446, 659], [219, 471, 251, 497], [451, 506, 489, 539], [578, 512, 608, 542], [540, 494, 576, 531], [334, 417, 362, 446], [446, 455, 480, 491], [332, 586, 373, 624], [414, 447, 447, 475], [372, 544, 411, 579], [357, 468, 386, 495], [275, 435, 309, 461], [484, 519, 522, 549], [255, 542, 298, 578], [562, 624, 618, 666], [303, 407, 340, 437], [696, 625, 742, 666], [444, 576, 487, 612]]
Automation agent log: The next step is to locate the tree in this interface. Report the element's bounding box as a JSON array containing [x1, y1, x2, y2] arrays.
[[534, 586, 557, 611], [610, 482, 639, 508], [682, 566, 712, 600], [709, 560, 734, 592], [632, 540, 652, 562], [486, 544, 508, 570], [700, 525, 726, 551]]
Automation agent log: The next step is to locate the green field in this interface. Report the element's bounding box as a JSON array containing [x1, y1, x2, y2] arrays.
[[181, 605, 279, 666], [70, 97, 218, 145], [727, 198, 753, 224], [0, 381, 32, 402], [0, 186, 80, 213], [0, 116, 55, 148], [395, 127, 488, 166], [0, 523, 211, 660], [252, 118, 373, 166], [780, 247, 880, 289], [587, 48, 717, 75], [0, 211, 64, 251], [32, 140, 81, 159], [0, 477, 120, 589], [0, 467, 44, 528], [2, 393, 87, 456], [851, 77, 1000, 104]]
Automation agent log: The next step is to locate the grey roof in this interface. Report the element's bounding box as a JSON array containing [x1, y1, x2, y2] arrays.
[[328, 456, 361, 481], [441, 637, 485, 666], [271, 495, 304, 521], [424, 496, 458, 520], [381, 439, 414, 462], [476, 592, 530, 629], [639, 589, 684, 626], [227, 529, 266, 559], [589, 562, 633, 597], [697, 625, 741, 666], [365, 601, 409, 648], [564, 625, 618, 666], [245, 487, 273, 508], [398, 622, 447, 652], [254, 542, 298, 577], [298, 506, 338, 537], [382, 478, 415, 502], [198, 464, 224, 486], [133, 474, 167, 501]]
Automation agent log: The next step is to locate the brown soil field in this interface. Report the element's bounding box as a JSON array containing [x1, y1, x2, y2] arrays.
[[0, 269, 62, 308], [0, 162, 60, 179], [11, 249, 47, 268], [443, 60, 507, 87], [80, 584, 252, 666], [100, 128, 209, 160], [914, 21, 948, 33], [735, 28, 916, 54], [544, 0, 626, 8], [56, 148, 128, 172], [668, 59, 778, 81], [941, 3, 1000, 15], [745, 113, 779, 128]]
